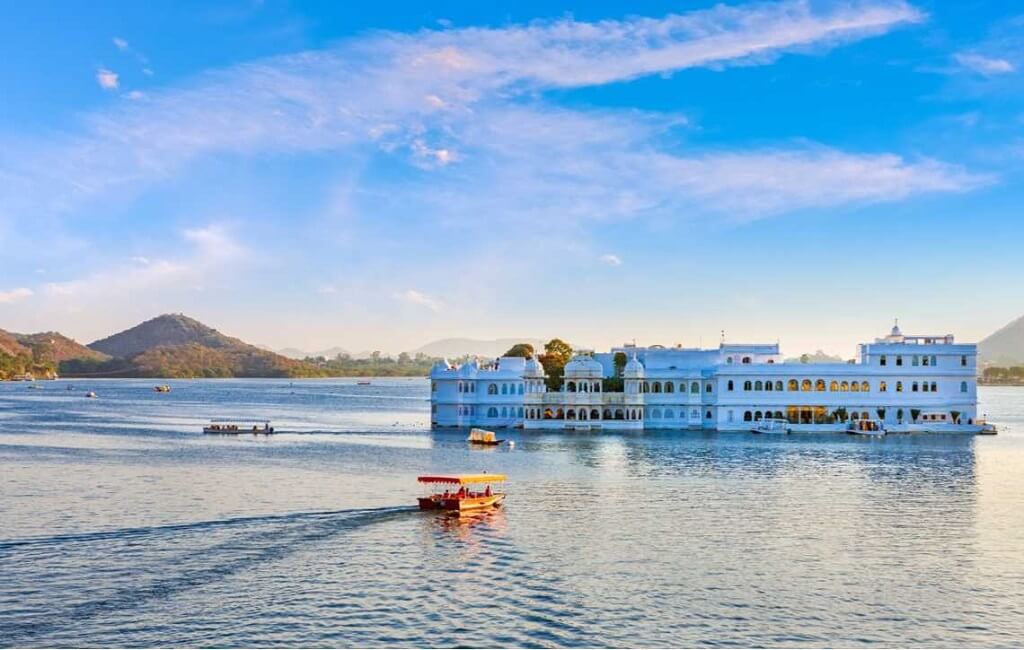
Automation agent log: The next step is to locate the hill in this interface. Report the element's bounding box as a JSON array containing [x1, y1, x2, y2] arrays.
[[979, 314, 1024, 365], [784, 350, 847, 364], [17, 332, 109, 364], [0, 328, 105, 379], [89, 314, 242, 358], [411, 337, 549, 359]]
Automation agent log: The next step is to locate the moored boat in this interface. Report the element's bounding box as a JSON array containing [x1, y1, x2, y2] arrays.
[[467, 428, 504, 445], [847, 418, 886, 436], [85, 391, 98, 398], [417, 474, 506, 511], [750, 418, 790, 434], [154, 385, 171, 393]]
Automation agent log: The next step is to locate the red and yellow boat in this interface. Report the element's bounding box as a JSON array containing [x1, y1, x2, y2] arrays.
[[417, 474, 506, 512]]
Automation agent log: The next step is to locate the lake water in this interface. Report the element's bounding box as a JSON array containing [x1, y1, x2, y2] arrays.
[[1, 379, 1023, 647]]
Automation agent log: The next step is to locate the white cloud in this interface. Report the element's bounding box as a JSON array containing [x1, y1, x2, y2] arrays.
[[397, 289, 442, 311], [113, 37, 129, 51], [599, 254, 623, 266], [953, 52, 1015, 76], [95, 67, 119, 90], [130, 256, 150, 265], [0, 287, 33, 304]]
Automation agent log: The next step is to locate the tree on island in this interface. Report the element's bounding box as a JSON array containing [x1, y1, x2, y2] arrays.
[[539, 338, 573, 391], [613, 351, 628, 377], [502, 343, 535, 359]]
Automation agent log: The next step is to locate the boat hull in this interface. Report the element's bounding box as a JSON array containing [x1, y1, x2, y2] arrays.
[[418, 494, 505, 511]]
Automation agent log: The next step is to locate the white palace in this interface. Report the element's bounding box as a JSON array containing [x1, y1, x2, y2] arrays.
[[429, 324, 981, 433]]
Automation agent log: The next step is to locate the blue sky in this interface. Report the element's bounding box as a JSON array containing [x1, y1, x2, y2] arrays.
[[1, 0, 1023, 356]]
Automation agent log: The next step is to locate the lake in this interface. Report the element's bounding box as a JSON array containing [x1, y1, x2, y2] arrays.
[[1, 379, 1023, 647]]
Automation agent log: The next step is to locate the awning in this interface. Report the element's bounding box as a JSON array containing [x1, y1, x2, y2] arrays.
[[417, 474, 507, 484]]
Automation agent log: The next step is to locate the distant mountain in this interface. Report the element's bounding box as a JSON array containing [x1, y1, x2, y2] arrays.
[[0, 329, 29, 358], [784, 350, 846, 364], [979, 315, 1024, 365], [277, 346, 351, 360], [411, 337, 549, 360]]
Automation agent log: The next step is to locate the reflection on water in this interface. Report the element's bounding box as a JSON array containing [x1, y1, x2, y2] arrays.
[[0, 379, 1022, 646]]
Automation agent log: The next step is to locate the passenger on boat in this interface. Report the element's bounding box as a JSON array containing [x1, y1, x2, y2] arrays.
[[457, 487, 466, 499], [484, 485, 492, 497]]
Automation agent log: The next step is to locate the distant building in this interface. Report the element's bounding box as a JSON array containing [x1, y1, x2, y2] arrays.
[[429, 323, 980, 432]]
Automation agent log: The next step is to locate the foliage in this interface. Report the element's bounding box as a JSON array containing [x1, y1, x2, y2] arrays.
[[602, 377, 624, 392], [303, 351, 437, 377], [539, 338, 573, 391], [502, 343, 535, 359], [613, 352, 627, 377], [910, 408, 921, 422], [980, 366, 1024, 384], [876, 408, 886, 421]]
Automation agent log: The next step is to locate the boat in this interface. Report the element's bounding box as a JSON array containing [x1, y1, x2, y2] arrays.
[[467, 428, 505, 446], [976, 417, 998, 435], [154, 385, 171, 393], [847, 419, 886, 436], [417, 474, 506, 511], [357, 380, 372, 386], [202, 420, 274, 434], [750, 418, 790, 434], [28, 384, 42, 390], [85, 391, 98, 399]]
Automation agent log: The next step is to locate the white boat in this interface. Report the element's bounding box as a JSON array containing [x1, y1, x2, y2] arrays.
[[847, 419, 885, 436], [85, 391, 98, 399], [750, 418, 790, 434]]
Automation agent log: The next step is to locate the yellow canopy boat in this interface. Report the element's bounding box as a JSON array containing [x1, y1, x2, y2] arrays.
[[417, 474, 506, 511], [467, 428, 504, 446]]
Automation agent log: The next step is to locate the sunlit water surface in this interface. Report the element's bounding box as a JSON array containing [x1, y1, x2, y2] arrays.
[[1, 379, 1023, 647]]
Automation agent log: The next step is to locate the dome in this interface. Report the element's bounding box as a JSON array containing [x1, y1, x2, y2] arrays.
[[457, 359, 479, 377], [524, 357, 545, 377], [564, 354, 603, 378], [623, 354, 645, 378], [890, 320, 902, 337]]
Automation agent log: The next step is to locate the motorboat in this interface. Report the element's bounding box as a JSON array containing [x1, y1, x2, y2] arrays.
[[750, 418, 790, 434], [847, 419, 886, 436], [203, 420, 274, 434], [417, 474, 506, 512], [468, 428, 504, 446], [85, 391, 98, 398], [154, 385, 171, 393]]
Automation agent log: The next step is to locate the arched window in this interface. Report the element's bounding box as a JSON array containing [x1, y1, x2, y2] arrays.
[[727, 356, 733, 364], [851, 381, 860, 393], [579, 410, 588, 421], [788, 379, 798, 391], [580, 382, 588, 393], [912, 382, 919, 392], [775, 381, 784, 391], [861, 411, 869, 420], [840, 381, 849, 391], [755, 380, 763, 391], [728, 380, 734, 391], [567, 409, 576, 420], [487, 407, 498, 417], [664, 409, 674, 419], [754, 411, 763, 421], [594, 382, 601, 393], [705, 410, 712, 419], [739, 380, 748, 391], [706, 383, 713, 393], [742, 356, 751, 364], [815, 379, 826, 391], [665, 382, 674, 393], [744, 411, 752, 421], [691, 382, 700, 394], [501, 407, 508, 417], [590, 409, 600, 420], [603, 409, 613, 420], [961, 381, 968, 393], [488, 383, 497, 395], [896, 355, 903, 366], [691, 409, 699, 419], [801, 379, 812, 391], [861, 381, 869, 392], [501, 383, 508, 395], [652, 381, 662, 393], [615, 409, 624, 420], [567, 381, 577, 392], [930, 381, 937, 392], [880, 381, 887, 392], [764, 381, 772, 392], [830, 380, 839, 392], [896, 381, 903, 392], [774, 411, 784, 419], [642, 381, 649, 393]]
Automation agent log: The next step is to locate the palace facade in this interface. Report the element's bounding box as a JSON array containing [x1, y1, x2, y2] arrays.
[[429, 324, 980, 432]]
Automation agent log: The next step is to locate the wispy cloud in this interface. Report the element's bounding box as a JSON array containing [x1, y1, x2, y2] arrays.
[[95, 67, 119, 90], [953, 52, 1015, 76], [113, 37, 130, 51], [397, 289, 442, 311], [599, 254, 623, 266], [1, 0, 942, 224], [0, 287, 33, 304]]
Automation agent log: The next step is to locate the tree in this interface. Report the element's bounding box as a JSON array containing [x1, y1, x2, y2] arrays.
[[613, 352, 627, 377], [910, 408, 921, 423], [398, 352, 411, 364], [951, 410, 961, 424], [539, 338, 573, 390], [876, 408, 886, 421], [502, 343, 535, 359]]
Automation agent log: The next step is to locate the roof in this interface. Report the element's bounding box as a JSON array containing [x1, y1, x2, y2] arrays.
[[417, 473, 507, 484]]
